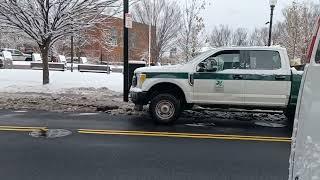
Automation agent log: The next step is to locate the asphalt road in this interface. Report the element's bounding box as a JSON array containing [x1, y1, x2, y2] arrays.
[[0, 110, 291, 180]]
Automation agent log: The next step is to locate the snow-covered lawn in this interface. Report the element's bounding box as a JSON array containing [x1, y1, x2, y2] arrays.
[[0, 69, 123, 93]]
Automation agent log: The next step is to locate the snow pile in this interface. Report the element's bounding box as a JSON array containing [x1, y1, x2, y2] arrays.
[[0, 69, 132, 114], [0, 69, 123, 93], [182, 107, 287, 125], [0, 88, 135, 114]]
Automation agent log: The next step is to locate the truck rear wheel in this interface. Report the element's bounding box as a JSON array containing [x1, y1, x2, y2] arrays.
[[149, 93, 182, 124]]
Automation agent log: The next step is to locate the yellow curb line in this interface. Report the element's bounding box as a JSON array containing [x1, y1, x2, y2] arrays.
[[78, 130, 291, 143]]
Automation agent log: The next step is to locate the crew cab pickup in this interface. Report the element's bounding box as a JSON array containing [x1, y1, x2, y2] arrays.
[[130, 46, 302, 124]]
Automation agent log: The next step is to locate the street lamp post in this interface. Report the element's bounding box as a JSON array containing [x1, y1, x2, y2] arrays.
[[268, 0, 277, 46]]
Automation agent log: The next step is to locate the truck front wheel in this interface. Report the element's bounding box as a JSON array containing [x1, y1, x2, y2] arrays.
[[149, 93, 182, 124]]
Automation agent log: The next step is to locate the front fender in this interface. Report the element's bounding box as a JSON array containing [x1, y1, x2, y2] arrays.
[[141, 78, 193, 103]]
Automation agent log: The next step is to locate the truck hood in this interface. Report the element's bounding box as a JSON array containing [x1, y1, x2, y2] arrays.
[[135, 64, 189, 73]]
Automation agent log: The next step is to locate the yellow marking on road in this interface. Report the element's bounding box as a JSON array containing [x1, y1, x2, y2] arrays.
[[78, 129, 291, 143], [0, 126, 47, 132], [0, 126, 46, 129]]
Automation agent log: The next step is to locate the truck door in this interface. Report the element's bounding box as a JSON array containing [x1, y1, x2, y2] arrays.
[[243, 50, 291, 107], [193, 50, 245, 105]]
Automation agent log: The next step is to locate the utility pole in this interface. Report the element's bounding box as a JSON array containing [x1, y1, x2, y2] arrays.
[[123, 0, 129, 102], [71, 35, 74, 72]]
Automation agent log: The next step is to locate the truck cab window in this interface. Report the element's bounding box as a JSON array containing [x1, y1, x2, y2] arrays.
[[247, 50, 281, 70], [197, 50, 241, 72]]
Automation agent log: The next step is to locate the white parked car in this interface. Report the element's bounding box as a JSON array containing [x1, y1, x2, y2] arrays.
[[288, 17, 320, 180], [0, 51, 13, 69], [0, 48, 31, 61]]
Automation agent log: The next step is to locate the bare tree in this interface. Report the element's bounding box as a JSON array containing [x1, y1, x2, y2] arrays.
[[0, 0, 119, 84], [232, 28, 248, 46], [209, 25, 232, 47], [178, 0, 206, 61], [248, 27, 269, 46], [279, 1, 320, 62], [132, 0, 182, 62]]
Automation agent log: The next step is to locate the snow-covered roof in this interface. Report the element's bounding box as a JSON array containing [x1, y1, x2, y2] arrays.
[[214, 46, 286, 51]]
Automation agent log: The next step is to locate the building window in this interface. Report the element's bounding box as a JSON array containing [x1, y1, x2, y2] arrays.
[[129, 32, 136, 49], [109, 28, 118, 47]]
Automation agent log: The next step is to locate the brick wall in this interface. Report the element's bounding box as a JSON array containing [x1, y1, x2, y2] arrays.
[[82, 17, 156, 64]]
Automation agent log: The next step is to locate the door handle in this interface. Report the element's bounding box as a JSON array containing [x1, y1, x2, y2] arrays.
[[275, 75, 286, 80], [233, 74, 243, 80]]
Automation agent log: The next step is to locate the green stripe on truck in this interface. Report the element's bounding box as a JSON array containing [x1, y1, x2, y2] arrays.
[[145, 72, 189, 79], [144, 72, 291, 81]]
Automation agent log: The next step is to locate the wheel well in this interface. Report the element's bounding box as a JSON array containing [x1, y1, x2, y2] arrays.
[[147, 82, 186, 103]]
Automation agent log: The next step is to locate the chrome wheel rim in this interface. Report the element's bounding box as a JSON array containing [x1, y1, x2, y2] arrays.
[[155, 100, 175, 120]]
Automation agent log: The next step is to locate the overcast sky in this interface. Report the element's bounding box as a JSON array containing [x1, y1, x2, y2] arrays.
[[178, 0, 317, 32]]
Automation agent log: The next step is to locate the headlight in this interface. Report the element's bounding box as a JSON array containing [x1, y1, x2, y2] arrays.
[[137, 73, 147, 88]]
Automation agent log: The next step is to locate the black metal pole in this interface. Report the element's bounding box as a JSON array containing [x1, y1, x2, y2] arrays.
[[71, 35, 74, 72], [123, 0, 129, 102], [268, 5, 275, 46]]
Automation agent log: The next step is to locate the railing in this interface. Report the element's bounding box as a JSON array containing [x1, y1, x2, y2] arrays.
[[77, 64, 110, 74], [31, 62, 66, 71]]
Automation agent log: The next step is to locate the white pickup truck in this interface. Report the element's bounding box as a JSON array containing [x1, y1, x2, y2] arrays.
[[130, 46, 302, 124]]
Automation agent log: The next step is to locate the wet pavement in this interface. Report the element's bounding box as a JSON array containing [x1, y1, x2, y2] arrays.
[[0, 109, 291, 180]]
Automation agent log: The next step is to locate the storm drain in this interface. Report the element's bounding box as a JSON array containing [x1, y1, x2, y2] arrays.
[[29, 129, 72, 138]]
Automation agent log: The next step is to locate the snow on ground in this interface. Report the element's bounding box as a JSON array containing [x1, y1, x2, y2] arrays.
[[0, 69, 123, 93]]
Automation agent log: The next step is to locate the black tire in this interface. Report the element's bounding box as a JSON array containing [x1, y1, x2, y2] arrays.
[[149, 93, 182, 124]]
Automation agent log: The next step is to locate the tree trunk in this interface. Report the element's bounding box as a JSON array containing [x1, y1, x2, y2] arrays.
[[39, 42, 50, 85]]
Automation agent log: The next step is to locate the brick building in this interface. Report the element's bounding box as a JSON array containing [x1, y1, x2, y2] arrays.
[[81, 17, 156, 64]]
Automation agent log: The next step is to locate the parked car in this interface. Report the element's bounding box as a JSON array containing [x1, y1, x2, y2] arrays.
[[288, 17, 320, 180], [0, 48, 31, 61], [0, 51, 13, 69], [130, 46, 303, 124]]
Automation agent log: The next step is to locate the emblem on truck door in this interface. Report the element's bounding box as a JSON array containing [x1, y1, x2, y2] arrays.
[[216, 80, 224, 88]]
